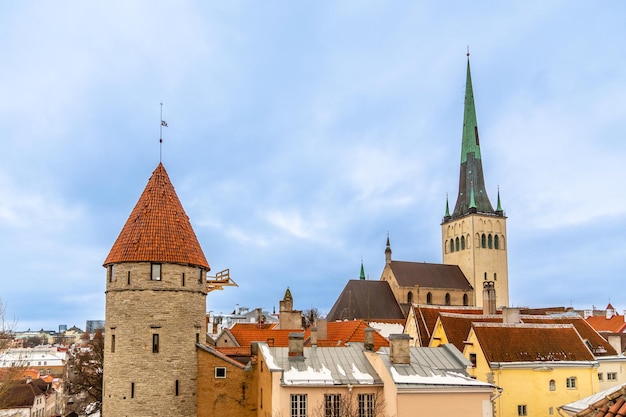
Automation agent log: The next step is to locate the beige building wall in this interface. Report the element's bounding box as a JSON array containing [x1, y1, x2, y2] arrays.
[[103, 261, 207, 417], [442, 214, 509, 307], [365, 350, 493, 417]]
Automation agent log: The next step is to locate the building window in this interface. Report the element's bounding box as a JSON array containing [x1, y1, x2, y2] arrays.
[[152, 334, 160, 353], [107, 265, 113, 283], [182, 273, 185, 287], [549, 379, 555, 391], [215, 367, 227, 378], [198, 268, 204, 284], [494, 273, 497, 281], [455, 237, 460, 251], [494, 235, 500, 249], [175, 380, 179, 396], [518, 405, 527, 416], [566, 377, 577, 389], [325, 394, 341, 417], [463, 294, 469, 306], [426, 292, 432, 305], [111, 335, 116, 353], [196, 333, 200, 343], [488, 234, 493, 249], [598, 373, 604, 381], [131, 382, 135, 399], [445, 293, 451, 305], [358, 393, 374, 417], [450, 240, 454, 253], [461, 235, 466, 250], [151, 263, 161, 281], [481, 234, 486, 248], [407, 292, 413, 304], [549, 407, 554, 415], [608, 372, 618, 381], [127, 271, 131, 285], [469, 353, 477, 367], [291, 394, 307, 417]]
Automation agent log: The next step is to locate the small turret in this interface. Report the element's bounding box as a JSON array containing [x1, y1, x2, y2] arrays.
[[385, 234, 392, 265]]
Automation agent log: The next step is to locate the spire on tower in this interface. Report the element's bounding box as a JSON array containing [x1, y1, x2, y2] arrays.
[[450, 54, 495, 219], [385, 233, 392, 265], [359, 259, 366, 280]]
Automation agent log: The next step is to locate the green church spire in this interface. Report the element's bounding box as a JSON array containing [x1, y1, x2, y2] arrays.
[[359, 259, 365, 280], [450, 54, 495, 218], [445, 194, 451, 217]]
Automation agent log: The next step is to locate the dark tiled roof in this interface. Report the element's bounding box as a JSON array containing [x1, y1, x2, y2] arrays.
[[437, 313, 502, 352], [389, 261, 472, 290], [561, 384, 626, 417], [103, 163, 209, 269], [413, 305, 485, 347], [326, 280, 405, 322], [522, 316, 617, 357], [472, 323, 595, 363], [3, 383, 43, 407]]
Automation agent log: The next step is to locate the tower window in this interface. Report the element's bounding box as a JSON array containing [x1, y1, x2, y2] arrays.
[[127, 271, 131, 285], [455, 237, 460, 251], [152, 334, 160, 353], [111, 334, 116, 353], [449, 240, 454, 253], [461, 235, 466, 250], [131, 382, 135, 399], [198, 268, 204, 284], [151, 263, 162, 281], [494, 235, 500, 249], [463, 294, 469, 306], [175, 379, 179, 396], [445, 293, 451, 305], [494, 273, 497, 281], [107, 265, 113, 283], [488, 234, 493, 249], [196, 333, 200, 343], [182, 272, 185, 287], [426, 292, 432, 305], [481, 234, 486, 248], [407, 291, 413, 304]]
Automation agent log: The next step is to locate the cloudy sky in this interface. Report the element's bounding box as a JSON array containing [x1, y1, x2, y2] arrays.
[[1, 2, 625, 331]]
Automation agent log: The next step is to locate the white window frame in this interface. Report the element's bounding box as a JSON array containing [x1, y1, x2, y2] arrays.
[[215, 367, 227, 378], [291, 394, 307, 417], [566, 377, 577, 389]]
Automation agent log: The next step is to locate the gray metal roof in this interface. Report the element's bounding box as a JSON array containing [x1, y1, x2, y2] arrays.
[[260, 344, 383, 386], [375, 344, 493, 390]]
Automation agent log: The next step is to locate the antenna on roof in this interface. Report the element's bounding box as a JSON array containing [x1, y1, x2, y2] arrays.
[[159, 102, 168, 163]]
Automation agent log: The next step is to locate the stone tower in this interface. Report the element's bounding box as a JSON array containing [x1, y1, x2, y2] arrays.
[[442, 56, 509, 308], [102, 163, 210, 417]]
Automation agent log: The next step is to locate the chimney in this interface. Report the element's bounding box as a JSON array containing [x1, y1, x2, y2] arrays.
[[389, 334, 411, 365], [608, 335, 622, 354], [502, 307, 521, 324], [288, 332, 304, 360], [606, 307, 614, 320], [315, 318, 327, 341], [310, 327, 318, 347], [364, 327, 375, 351], [482, 281, 496, 315]]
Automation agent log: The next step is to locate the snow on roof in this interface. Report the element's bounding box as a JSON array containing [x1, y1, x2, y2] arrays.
[[260, 344, 281, 371], [390, 367, 491, 387], [367, 322, 404, 338], [351, 363, 375, 384], [284, 364, 335, 385]]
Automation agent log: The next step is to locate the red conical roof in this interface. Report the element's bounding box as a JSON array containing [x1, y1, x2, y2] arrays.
[[103, 163, 210, 269]]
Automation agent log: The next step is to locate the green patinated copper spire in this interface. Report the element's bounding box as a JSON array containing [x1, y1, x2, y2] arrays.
[[359, 259, 365, 280], [450, 54, 495, 218], [496, 187, 503, 213], [444, 194, 451, 217]]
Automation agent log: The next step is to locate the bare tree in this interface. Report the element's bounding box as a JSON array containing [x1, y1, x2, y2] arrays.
[[302, 308, 326, 329], [0, 299, 23, 409], [71, 329, 103, 415], [310, 389, 387, 417]]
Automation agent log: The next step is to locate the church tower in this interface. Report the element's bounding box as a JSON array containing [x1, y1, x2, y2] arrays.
[[442, 56, 509, 308], [102, 163, 210, 417]]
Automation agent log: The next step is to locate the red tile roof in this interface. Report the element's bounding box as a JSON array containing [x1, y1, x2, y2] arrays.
[[413, 305, 485, 347], [103, 163, 209, 269], [316, 320, 389, 351], [472, 323, 595, 363], [229, 323, 294, 347], [436, 313, 501, 352], [587, 315, 626, 334]]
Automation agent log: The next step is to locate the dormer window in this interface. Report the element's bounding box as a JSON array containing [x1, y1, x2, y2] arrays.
[[151, 263, 162, 281]]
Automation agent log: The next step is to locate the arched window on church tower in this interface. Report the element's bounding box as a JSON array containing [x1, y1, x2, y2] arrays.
[[426, 292, 432, 305], [463, 294, 468, 306], [461, 235, 466, 250], [450, 240, 455, 253], [481, 234, 486, 248], [455, 237, 460, 251], [488, 234, 493, 249], [494, 234, 499, 249], [407, 291, 413, 304], [445, 293, 451, 305]]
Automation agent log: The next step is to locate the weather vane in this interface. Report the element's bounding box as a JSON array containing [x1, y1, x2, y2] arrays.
[[159, 102, 168, 163]]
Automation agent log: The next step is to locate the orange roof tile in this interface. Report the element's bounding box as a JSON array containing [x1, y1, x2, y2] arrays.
[[229, 323, 295, 347], [306, 320, 390, 351], [103, 163, 209, 269], [587, 315, 626, 334], [437, 313, 502, 352], [413, 305, 485, 347]]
